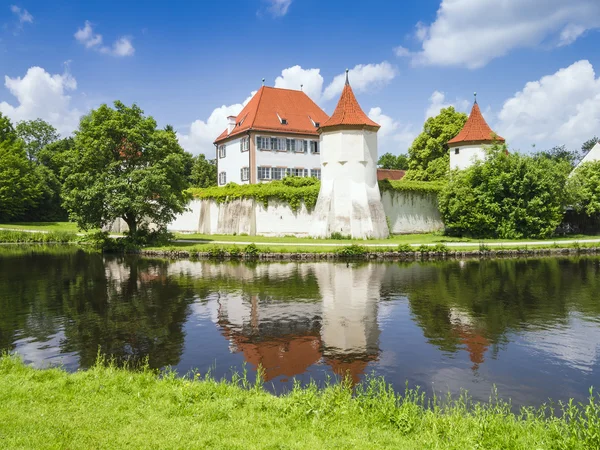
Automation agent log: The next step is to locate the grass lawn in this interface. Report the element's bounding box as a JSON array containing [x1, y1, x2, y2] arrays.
[[0, 222, 81, 233], [1, 356, 598, 449]]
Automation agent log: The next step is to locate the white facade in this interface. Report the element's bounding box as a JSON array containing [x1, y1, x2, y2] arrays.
[[575, 142, 600, 169], [254, 134, 321, 182], [449, 144, 487, 170], [217, 136, 250, 186], [310, 129, 389, 239]]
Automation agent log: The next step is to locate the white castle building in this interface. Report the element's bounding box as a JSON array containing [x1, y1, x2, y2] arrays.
[[447, 95, 505, 170]]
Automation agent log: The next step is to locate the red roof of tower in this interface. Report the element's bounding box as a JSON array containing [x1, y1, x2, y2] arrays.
[[447, 101, 504, 145], [319, 72, 380, 130], [214, 86, 330, 144]]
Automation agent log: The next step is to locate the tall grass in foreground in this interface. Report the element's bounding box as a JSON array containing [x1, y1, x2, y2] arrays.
[[0, 230, 78, 243], [0, 355, 599, 449]]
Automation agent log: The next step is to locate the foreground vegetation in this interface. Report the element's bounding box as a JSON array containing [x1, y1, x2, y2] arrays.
[[0, 229, 77, 243], [1, 356, 598, 449]]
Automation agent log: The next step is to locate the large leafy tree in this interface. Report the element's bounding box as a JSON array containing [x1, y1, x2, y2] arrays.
[[581, 136, 599, 156], [568, 161, 600, 220], [377, 152, 409, 170], [439, 144, 570, 239], [62, 101, 191, 235], [0, 112, 16, 143], [405, 107, 467, 181], [15, 119, 60, 161], [189, 154, 217, 188], [0, 139, 41, 221]]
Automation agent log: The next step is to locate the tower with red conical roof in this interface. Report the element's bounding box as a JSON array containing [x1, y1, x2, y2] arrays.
[[448, 93, 505, 170], [310, 70, 389, 239]]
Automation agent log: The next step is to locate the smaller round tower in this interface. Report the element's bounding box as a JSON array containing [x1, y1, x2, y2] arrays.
[[310, 70, 389, 239], [447, 93, 505, 170]]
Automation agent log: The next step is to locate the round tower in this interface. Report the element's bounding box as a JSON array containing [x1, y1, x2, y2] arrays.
[[447, 93, 505, 170], [310, 70, 389, 239]]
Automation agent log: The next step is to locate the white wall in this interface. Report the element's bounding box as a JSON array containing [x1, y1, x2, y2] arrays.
[[381, 190, 444, 234], [449, 144, 486, 170], [575, 142, 600, 169], [254, 135, 321, 181], [217, 136, 250, 185], [169, 190, 443, 236]]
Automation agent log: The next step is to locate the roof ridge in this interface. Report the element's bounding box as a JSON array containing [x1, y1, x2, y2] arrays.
[[447, 100, 504, 145]]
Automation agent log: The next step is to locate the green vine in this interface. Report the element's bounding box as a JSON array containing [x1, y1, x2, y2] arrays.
[[378, 179, 445, 194], [189, 176, 320, 211]]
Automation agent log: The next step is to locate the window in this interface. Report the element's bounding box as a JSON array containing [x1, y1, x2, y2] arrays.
[[311, 169, 321, 180], [454, 148, 460, 155], [281, 119, 288, 125], [271, 137, 285, 152], [256, 136, 270, 150], [257, 166, 271, 180], [218, 172, 226, 185], [302, 140, 308, 153], [286, 168, 308, 177], [272, 167, 284, 180], [240, 167, 249, 181], [310, 141, 319, 154], [218, 145, 226, 158], [286, 138, 296, 152], [241, 137, 249, 152]]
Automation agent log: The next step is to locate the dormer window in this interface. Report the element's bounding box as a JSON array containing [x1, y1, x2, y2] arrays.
[[308, 116, 320, 128], [276, 113, 287, 125]]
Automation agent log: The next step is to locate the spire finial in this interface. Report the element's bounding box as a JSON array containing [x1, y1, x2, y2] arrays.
[[474, 92, 477, 104], [345, 68, 349, 85], [262, 78, 265, 86]]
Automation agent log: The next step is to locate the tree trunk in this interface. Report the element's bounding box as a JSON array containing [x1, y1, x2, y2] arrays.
[[123, 214, 137, 235]]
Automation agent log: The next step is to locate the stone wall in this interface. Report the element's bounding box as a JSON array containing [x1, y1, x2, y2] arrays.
[[169, 190, 443, 237]]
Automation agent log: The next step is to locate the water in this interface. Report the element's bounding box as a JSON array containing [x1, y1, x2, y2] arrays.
[[1, 247, 599, 408]]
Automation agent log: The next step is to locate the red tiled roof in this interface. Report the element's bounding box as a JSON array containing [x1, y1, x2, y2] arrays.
[[377, 169, 406, 181], [447, 102, 505, 145], [319, 76, 380, 130], [214, 86, 330, 144]]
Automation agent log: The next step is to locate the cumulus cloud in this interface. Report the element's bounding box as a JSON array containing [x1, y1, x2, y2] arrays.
[[177, 93, 255, 156], [410, 0, 600, 69], [393, 46, 411, 57], [0, 66, 81, 135], [322, 62, 397, 101], [274, 66, 324, 102], [368, 107, 417, 155], [10, 5, 33, 24], [497, 60, 600, 151], [74, 21, 135, 57], [425, 90, 469, 120]]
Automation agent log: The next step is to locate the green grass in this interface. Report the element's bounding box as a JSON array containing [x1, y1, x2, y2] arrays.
[[0, 355, 598, 449], [0, 229, 78, 243], [0, 221, 80, 233]]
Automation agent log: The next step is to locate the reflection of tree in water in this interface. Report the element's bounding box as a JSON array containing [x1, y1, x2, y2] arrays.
[[398, 258, 600, 369], [0, 250, 196, 369]]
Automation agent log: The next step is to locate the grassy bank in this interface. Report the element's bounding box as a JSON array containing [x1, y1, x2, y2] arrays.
[[0, 229, 78, 243], [0, 356, 598, 449], [0, 222, 80, 233]]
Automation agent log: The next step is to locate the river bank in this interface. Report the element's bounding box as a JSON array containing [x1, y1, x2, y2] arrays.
[[0, 355, 598, 449]]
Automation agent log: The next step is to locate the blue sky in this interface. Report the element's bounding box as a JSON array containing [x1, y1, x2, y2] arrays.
[[1, 0, 599, 157]]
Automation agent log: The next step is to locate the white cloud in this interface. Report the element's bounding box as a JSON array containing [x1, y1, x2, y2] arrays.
[[266, 0, 292, 17], [0, 66, 81, 136], [497, 60, 600, 151], [177, 93, 255, 156], [425, 90, 469, 120], [10, 5, 33, 25], [393, 46, 411, 57], [368, 107, 417, 155], [74, 21, 135, 57], [274, 66, 323, 102], [322, 62, 397, 101], [411, 0, 600, 69]]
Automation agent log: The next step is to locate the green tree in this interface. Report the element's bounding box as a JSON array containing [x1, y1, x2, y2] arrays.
[[581, 136, 599, 156], [534, 145, 579, 168], [439, 144, 570, 239], [377, 152, 409, 170], [15, 119, 60, 161], [0, 139, 41, 221], [189, 154, 217, 188], [62, 101, 191, 236], [0, 112, 16, 143], [568, 160, 600, 219], [405, 107, 467, 181]]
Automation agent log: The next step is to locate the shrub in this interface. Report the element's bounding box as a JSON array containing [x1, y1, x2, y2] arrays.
[[568, 160, 600, 220], [397, 243, 414, 252], [439, 144, 570, 239], [330, 232, 351, 240], [432, 243, 449, 253], [243, 243, 260, 258], [417, 244, 431, 253], [336, 244, 367, 257]]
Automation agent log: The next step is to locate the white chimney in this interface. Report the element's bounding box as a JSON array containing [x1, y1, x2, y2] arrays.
[[227, 116, 236, 134]]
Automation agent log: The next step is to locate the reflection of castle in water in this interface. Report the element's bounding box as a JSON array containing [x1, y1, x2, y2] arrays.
[[213, 263, 383, 383]]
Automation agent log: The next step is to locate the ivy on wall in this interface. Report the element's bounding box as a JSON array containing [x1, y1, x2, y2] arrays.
[[190, 177, 443, 211]]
